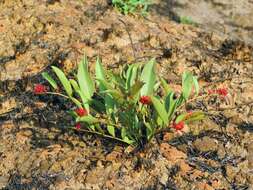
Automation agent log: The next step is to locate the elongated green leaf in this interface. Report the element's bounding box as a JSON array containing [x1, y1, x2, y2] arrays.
[[144, 122, 154, 140], [95, 57, 106, 91], [175, 111, 205, 124], [123, 136, 135, 144], [67, 110, 78, 118], [105, 95, 115, 114], [107, 125, 115, 137], [129, 81, 144, 100], [140, 59, 156, 96], [77, 115, 99, 124], [101, 89, 124, 103], [52, 66, 72, 97], [121, 127, 127, 139], [77, 56, 95, 99], [121, 128, 134, 144], [95, 79, 117, 112], [193, 76, 199, 96], [95, 124, 104, 134], [182, 71, 193, 100], [184, 112, 205, 123], [176, 94, 184, 108], [89, 98, 105, 113], [95, 78, 113, 92], [175, 113, 188, 123], [42, 72, 58, 89], [76, 90, 89, 110], [160, 77, 172, 95], [89, 125, 96, 131], [70, 97, 82, 108], [165, 92, 177, 120], [126, 64, 138, 90], [154, 82, 160, 92], [151, 96, 168, 124], [70, 79, 80, 92]]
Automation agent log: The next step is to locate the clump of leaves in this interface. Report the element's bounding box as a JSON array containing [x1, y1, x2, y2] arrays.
[[41, 56, 204, 146], [112, 0, 151, 15]]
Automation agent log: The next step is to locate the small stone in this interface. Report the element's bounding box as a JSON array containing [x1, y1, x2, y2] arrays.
[[193, 137, 218, 152], [40, 160, 51, 172], [247, 142, 253, 170], [163, 132, 174, 141], [0, 175, 9, 189], [160, 143, 187, 163], [195, 182, 214, 190], [225, 165, 239, 180]]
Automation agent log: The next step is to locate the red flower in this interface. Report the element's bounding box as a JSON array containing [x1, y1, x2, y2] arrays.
[[139, 96, 151, 105], [172, 121, 184, 131], [208, 89, 215, 95], [75, 123, 81, 130], [75, 108, 88, 117], [216, 88, 228, 97], [34, 84, 47, 94], [208, 88, 228, 97]]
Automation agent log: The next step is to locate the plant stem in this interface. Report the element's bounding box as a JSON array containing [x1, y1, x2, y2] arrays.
[[45, 92, 69, 99], [70, 126, 130, 145], [178, 94, 210, 111]]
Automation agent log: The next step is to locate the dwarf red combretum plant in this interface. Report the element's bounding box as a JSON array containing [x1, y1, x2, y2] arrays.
[[37, 56, 206, 146]]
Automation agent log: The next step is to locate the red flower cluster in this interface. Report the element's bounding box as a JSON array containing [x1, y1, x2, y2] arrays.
[[208, 88, 228, 97], [139, 96, 151, 105], [172, 121, 184, 131], [75, 123, 81, 130], [75, 108, 88, 117], [34, 84, 47, 94]]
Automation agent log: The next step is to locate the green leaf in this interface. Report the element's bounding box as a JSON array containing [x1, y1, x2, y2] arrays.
[[121, 128, 134, 144], [77, 115, 99, 124], [151, 96, 168, 124], [76, 90, 89, 110], [77, 56, 95, 99], [129, 81, 145, 100], [95, 57, 106, 91], [95, 78, 114, 92], [176, 94, 184, 108], [70, 79, 80, 92], [193, 76, 199, 96], [123, 136, 135, 144], [165, 92, 177, 120], [121, 127, 127, 139], [95, 124, 104, 134], [144, 122, 154, 141], [70, 97, 82, 108], [101, 89, 124, 103], [67, 110, 78, 118], [42, 72, 58, 89], [105, 95, 115, 114], [175, 113, 188, 124], [184, 111, 205, 123], [160, 77, 172, 95], [111, 73, 126, 94], [140, 59, 156, 96], [126, 64, 138, 90], [175, 111, 205, 124], [107, 125, 115, 137], [51, 66, 72, 97], [89, 125, 96, 131], [182, 71, 193, 100], [89, 98, 105, 113]]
